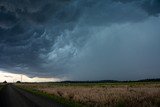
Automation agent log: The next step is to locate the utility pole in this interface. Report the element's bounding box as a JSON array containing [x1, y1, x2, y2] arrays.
[[21, 74, 23, 82]]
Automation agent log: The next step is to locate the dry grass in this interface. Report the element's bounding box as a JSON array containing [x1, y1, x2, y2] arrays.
[[17, 82, 160, 107]]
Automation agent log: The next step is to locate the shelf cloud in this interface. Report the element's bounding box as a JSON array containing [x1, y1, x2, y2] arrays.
[[0, 0, 160, 80]]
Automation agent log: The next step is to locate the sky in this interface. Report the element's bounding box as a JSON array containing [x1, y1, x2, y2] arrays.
[[0, 70, 61, 82], [0, 0, 160, 82]]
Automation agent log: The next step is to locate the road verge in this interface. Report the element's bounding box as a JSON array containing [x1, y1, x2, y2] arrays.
[[15, 84, 85, 107]]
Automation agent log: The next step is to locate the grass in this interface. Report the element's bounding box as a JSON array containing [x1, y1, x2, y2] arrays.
[[0, 86, 2, 90], [0, 83, 5, 90], [16, 82, 160, 107], [16, 84, 85, 107]]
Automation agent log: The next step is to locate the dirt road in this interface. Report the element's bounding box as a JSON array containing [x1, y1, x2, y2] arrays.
[[0, 84, 64, 107]]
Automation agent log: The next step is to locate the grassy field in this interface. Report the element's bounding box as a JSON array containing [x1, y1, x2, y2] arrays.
[[16, 82, 160, 107]]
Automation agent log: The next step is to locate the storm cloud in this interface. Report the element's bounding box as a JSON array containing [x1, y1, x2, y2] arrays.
[[0, 0, 160, 80]]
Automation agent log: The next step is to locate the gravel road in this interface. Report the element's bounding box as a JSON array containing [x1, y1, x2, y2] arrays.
[[0, 84, 65, 107]]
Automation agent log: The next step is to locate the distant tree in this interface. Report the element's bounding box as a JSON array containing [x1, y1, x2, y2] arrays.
[[3, 80, 7, 83], [16, 81, 21, 83]]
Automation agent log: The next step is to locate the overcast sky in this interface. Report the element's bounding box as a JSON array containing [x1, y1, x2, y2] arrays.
[[0, 0, 160, 81]]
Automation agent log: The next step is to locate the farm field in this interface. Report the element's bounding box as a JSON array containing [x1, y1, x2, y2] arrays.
[[16, 82, 160, 107]]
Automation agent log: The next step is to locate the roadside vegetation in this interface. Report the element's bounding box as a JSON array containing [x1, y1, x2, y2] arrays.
[[16, 82, 160, 107], [16, 83, 84, 107], [0, 83, 5, 90], [0, 85, 2, 90]]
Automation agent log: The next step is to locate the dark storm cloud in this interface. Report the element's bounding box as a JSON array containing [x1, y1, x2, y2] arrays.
[[115, 0, 160, 15], [0, 0, 160, 80], [0, 9, 18, 29]]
